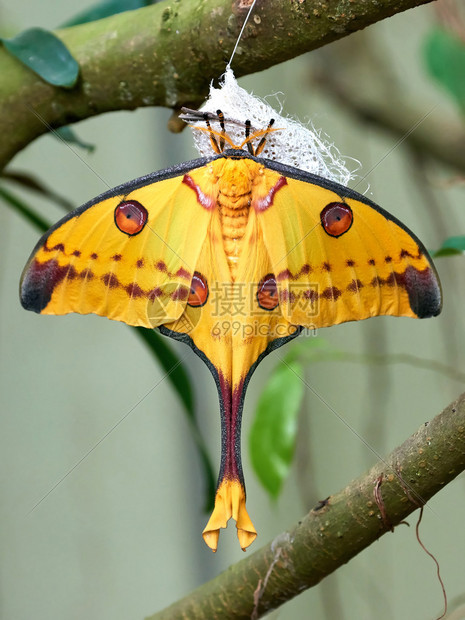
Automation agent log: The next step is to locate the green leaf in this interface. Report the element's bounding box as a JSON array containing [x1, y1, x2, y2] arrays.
[[54, 126, 95, 153], [0, 185, 50, 232], [424, 28, 465, 112], [249, 361, 305, 498], [433, 235, 465, 257], [433, 247, 462, 258], [61, 0, 152, 27], [1, 28, 79, 88]]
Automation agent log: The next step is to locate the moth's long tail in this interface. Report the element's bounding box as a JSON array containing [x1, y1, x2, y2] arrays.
[[202, 372, 256, 552]]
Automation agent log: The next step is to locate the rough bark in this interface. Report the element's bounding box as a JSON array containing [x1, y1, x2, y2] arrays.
[[147, 393, 465, 620], [0, 0, 435, 170]]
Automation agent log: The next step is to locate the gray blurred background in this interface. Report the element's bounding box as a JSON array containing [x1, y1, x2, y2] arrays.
[[1, 1, 464, 619]]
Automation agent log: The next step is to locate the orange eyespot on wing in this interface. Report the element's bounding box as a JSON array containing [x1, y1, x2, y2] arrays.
[[320, 202, 353, 237], [257, 273, 279, 310], [114, 200, 148, 235], [187, 271, 209, 307]]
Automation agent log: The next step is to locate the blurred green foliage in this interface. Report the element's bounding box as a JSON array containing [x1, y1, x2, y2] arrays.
[[424, 27, 465, 114]]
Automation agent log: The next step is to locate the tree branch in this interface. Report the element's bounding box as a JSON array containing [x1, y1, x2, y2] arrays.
[[0, 0, 434, 171], [310, 37, 465, 174], [148, 393, 465, 620], [318, 76, 465, 173]]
